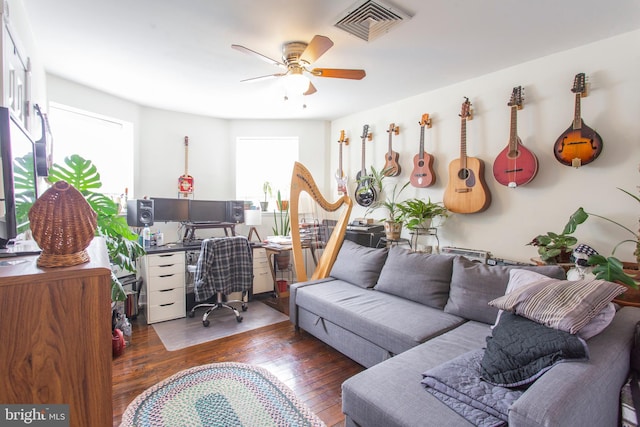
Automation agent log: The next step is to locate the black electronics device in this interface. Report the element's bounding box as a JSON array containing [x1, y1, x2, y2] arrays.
[[127, 199, 154, 227]]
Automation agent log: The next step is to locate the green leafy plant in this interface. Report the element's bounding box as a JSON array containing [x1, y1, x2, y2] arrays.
[[398, 197, 449, 230], [568, 187, 639, 287], [367, 181, 410, 223], [272, 190, 290, 236], [262, 181, 272, 203], [47, 154, 145, 301]]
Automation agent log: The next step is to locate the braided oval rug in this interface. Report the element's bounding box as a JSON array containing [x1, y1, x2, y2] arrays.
[[120, 362, 326, 427]]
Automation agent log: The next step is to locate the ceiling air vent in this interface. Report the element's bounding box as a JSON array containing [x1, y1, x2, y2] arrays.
[[334, 0, 413, 42]]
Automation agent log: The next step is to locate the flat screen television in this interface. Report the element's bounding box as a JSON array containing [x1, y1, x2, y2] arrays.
[[0, 107, 38, 247], [150, 197, 189, 222], [188, 200, 226, 223]]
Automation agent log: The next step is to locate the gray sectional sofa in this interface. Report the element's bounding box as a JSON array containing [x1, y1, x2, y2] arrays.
[[289, 240, 640, 427]]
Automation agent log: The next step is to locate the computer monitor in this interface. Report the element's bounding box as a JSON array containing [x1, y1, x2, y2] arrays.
[[188, 200, 226, 223], [150, 197, 189, 222]]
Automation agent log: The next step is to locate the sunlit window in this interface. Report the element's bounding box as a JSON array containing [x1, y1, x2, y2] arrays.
[[235, 137, 298, 205], [48, 103, 134, 198]]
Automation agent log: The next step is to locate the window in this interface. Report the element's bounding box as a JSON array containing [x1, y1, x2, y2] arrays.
[[48, 103, 134, 198], [235, 137, 299, 203]]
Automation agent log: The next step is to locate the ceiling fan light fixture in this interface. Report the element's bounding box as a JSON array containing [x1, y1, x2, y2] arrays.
[[283, 70, 310, 96]]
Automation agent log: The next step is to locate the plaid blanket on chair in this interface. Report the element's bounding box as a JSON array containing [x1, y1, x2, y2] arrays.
[[194, 236, 253, 302]]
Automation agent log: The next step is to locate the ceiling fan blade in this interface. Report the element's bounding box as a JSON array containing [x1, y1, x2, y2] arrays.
[[240, 73, 286, 83], [231, 44, 286, 69], [303, 82, 317, 96], [310, 68, 366, 80], [300, 35, 334, 64]]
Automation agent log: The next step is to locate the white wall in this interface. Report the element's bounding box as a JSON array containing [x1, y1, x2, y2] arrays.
[[331, 30, 640, 263]]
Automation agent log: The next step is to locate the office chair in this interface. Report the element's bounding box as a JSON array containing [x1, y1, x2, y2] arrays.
[[187, 236, 253, 327]]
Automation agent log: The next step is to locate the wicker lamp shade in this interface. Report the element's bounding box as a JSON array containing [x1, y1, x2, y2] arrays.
[[28, 181, 98, 267]]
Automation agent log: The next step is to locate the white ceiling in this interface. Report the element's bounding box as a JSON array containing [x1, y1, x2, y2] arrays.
[[22, 0, 640, 121]]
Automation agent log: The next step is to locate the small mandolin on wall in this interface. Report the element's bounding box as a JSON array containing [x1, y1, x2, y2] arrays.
[[492, 86, 538, 188], [553, 73, 603, 168], [178, 136, 194, 197], [382, 123, 401, 176], [443, 97, 491, 214], [410, 113, 435, 188]]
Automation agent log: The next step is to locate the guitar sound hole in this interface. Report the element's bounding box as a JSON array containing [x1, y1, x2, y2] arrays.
[[507, 150, 520, 159], [458, 169, 470, 180], [418, 160, 424, 167]]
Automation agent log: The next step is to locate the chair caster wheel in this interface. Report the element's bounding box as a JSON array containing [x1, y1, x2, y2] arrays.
[[236, 316, 243, 323], [188, 311, 195, 318], [241, 305, 248, 312], [203, 319, 210, 327]]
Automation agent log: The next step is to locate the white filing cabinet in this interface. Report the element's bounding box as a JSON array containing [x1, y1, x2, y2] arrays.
[[142, 251, 186, 323], [253, 247, 273, 294]]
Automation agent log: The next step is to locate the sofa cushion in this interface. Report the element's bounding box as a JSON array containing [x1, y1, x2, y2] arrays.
[[444, 257, 566, 324], [495, 269, 617, 340], [488, 277, 625, 334], [294, 279, 466, 356], [330, 239, 388, 288], [374, 247, 453, 309]]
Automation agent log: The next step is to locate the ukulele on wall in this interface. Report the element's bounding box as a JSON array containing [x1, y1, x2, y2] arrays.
[[553, 73, 603, 168], [354, 124, 376, 207], [178, 136, 194, 197], [443, 97, 491, 214], [382, 123, 401, 176], [335, 130, 349, 194], [492, 86, 538, 188], [410, 114, 435, 188]]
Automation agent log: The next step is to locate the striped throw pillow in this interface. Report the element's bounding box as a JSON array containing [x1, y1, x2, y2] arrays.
[[488, 278, 626, 334]]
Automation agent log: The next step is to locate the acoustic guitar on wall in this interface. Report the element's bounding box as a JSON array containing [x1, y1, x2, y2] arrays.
[[335, 130, 349, 194], [553, 73, 603, 168], [443, 97, 491, 214], [354, 124, 376, 207], [382, 123, 401, 176], [410, 113, 435, 188], [178, 136, 194, 197], [492, 86, 538, 188]]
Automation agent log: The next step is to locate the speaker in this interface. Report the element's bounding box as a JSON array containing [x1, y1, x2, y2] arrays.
[[127, 199, 154, 227], [225, 200, 245, 223]]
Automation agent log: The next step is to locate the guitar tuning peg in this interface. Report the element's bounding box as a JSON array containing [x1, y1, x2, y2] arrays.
[[367, 132, 373, 141]]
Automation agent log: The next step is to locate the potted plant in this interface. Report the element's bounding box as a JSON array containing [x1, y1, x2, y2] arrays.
[[527, 231, 577, 264], [367, 181, 409, 240], [47, 155, 146, 302], [398, 197, 449, 231], [261, 181, 272, 212], [567, 187, 639, 288]]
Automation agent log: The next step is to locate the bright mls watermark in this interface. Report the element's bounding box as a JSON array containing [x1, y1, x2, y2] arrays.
[[0, 405, 69, 426]]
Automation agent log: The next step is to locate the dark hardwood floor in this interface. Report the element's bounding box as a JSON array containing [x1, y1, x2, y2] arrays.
[[112, 297, 364, 427]]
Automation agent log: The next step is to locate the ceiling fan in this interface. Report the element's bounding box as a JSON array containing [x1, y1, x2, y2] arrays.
[[231, 35, 366, 96]]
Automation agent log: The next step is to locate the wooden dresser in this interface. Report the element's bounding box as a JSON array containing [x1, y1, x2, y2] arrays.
[[0, 238, 112, 427]]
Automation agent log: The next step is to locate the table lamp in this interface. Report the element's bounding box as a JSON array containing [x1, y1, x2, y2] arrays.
[[244, 209, 262, 242]]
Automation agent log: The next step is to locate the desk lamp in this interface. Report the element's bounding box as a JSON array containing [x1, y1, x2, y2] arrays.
[[244, 209, 262, 242]]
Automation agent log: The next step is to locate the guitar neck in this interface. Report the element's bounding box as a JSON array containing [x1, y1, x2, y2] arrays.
[[572, 93, 582, 130], [418, 126, 425, 160], [387, 129, 393, 154], [361, 137, 366, 174], [460, 117, 467, 169], [509, 105, 518, 151], [338, 142, 343, 172]]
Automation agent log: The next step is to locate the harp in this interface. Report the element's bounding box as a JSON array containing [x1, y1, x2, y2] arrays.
[[290, 161, 353, 282]]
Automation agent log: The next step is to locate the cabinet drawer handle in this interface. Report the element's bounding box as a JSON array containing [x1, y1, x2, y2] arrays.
[[159, 288, 175, 292], [159, 302, 175, 307], [159, 274, 176, 278], [157, 264, 176, 268]]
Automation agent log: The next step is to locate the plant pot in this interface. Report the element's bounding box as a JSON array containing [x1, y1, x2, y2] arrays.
[[384, 220, 402, 240], [260, 201, 269, 212], [275, 251, 290, 270], [277, 200, 289, 211]]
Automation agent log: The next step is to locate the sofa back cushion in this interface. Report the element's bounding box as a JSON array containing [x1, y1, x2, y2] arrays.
[[443, 256, 566, 324], [330, 239, 388, 288], [374, 247, 454, 309]]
